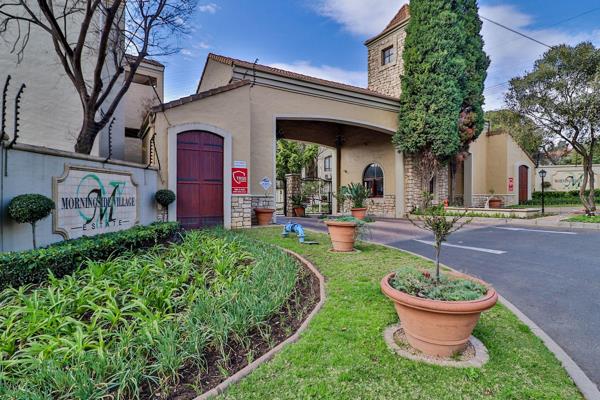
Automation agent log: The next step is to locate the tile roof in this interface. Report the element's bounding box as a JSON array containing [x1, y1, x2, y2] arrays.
[[153, 80, 251, 112], [364, 4, 410, 45], [207, 53, 399, 101], [125, 54, 164, 68]]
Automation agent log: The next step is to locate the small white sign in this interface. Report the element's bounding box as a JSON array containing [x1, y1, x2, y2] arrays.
[[53, 165, 139, 239], [233, 160, 247, 168], [260, 177, 272, 191]]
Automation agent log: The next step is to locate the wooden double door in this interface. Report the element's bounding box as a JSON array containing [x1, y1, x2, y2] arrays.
[[177, 131, 224, 229]]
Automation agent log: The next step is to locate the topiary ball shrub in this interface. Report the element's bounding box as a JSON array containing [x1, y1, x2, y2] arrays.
[[155, 189, 176, 207], [8, 194, 55, 224], [8, 194, 55, 249]]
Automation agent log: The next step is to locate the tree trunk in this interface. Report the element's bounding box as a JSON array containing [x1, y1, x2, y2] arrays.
[[435, 241, 442, 283], [31, 222, 37, 249], [580, 156, 596, 215], [74, 112, 101, 154]]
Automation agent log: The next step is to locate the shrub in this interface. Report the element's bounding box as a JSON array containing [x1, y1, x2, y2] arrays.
[[339, 182, 370, 209], [7, 194, 55, 249], [390, 266, 487, 301], [155, 189, 176, 207], [0, 222, 179, 290]]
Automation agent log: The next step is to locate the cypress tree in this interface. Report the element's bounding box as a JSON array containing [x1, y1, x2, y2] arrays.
[[457, 0, 490, 151], [393, 0, 489, 161]]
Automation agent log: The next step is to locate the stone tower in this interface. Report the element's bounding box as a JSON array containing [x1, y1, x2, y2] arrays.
[[364, 4, 410, 98], [365, 4, 450, 211]]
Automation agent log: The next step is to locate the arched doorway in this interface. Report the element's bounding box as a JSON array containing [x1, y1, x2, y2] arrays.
[[519, 165, 529, 204], [177, 131, 224, 229]]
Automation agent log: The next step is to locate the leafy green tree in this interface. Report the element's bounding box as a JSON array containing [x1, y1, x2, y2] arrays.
[[394, 0, 488, 192], [485, 110, 543, 158], [507, 43, 600, 215], [276, 140, 319, 180]]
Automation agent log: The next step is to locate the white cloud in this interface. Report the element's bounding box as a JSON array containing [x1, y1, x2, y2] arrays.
[[198, 3, 219, 14], [313, 1, 600, 110], [313, 0, 406, 36], [268, 61, 367, 88], [480, 4, 600, 110]]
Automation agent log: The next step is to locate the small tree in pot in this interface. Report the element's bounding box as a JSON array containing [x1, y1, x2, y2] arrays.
[[8, 194, 55, 249], [339, 183, 369, 220], [155, 189, 176, 222], [382, 195, 497, 357]]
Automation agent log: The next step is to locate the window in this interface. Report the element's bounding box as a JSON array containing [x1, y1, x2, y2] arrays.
[[382, 46, 394, 66], [324, 156, 332, 172], [363, 163, 384, 198]]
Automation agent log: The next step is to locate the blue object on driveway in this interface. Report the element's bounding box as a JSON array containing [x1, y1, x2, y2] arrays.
[[282, 222, 306, 243]]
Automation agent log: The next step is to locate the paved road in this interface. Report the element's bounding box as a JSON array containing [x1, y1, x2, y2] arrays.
[[277, 216, 600, 388]]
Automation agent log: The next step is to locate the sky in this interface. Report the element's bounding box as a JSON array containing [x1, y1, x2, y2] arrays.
[[160, 0, 600, 110]]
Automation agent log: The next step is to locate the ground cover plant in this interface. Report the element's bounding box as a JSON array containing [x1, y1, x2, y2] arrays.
[[389, 266, 487, 301], [566, 215, 600, 223], [0, 222, 179, 290], [220, 228, 583, 400], [0, 229, 302, 399]]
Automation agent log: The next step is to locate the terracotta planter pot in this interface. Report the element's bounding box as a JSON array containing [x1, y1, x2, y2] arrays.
[[488, 198, 502, 209], [254, 208, 275, 226], [293, 206, 305, 217], [325, 220, 357, 252], [351, 207, 367, 220], [381, 271, 497, 357]]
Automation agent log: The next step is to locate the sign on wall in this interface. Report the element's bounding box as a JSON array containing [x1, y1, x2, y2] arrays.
[[232, 161, 248, 194], [53, 165, 139, 239], [508, 177, 514, 192]]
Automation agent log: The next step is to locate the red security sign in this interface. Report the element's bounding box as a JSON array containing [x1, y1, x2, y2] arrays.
[[232, 168, 248, 194], [508, 177, 514, 192]]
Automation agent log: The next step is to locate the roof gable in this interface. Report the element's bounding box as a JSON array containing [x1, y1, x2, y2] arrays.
[[365, 4, 410, 45]]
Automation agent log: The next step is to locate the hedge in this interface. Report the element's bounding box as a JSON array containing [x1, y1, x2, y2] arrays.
[[522, 189, 600, 206], [0, 222, 180, 290]]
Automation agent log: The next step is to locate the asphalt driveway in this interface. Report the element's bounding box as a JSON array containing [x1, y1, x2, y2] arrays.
[[277, 216, 600, 389]]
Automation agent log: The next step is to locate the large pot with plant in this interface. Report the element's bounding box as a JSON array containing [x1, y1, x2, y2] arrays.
[[340, 183, 369, 220], [255, 182, 275, 226], [488, 189, 502, 208], [324, 216, 362, 252], [290, 194, 307, 217], [382, 201, 498, 357]]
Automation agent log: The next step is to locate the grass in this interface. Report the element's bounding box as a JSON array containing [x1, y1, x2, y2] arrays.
[[411, 211, 550, 219], [0, 229, 300, 399], [507, 204, 582, 209], [565, 215, 600, 223], [220, 228, 582, 400]]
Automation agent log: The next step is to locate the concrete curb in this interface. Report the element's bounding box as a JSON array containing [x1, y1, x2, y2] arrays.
[[499, 296, 600, 400], [298, 227, 598, 399], [193, 248, 326, 400]]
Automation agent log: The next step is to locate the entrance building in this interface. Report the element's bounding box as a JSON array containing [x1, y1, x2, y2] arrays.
[[148, 4, 535, 229]]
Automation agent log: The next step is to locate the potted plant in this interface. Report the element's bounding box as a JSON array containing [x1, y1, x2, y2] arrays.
[[8, 194, 55, 249], [488, 189, 502, 208], [324, 216, 363, 252], [255, 182, 275, 226], [340, 182, 370, 220], [290, 194, 307, 217], [381, 204, 498, 357]]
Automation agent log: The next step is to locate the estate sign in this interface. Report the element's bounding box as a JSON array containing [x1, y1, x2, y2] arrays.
[[53, 165, 139, 239]]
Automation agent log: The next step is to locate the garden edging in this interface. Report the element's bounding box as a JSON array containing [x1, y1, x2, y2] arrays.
[[193, 248, 326, 400]]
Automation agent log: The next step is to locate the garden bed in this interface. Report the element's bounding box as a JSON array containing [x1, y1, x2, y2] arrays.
[[444, 206, 543, 219], [220, 228, 583, 399], [0, 229, 320, 399], [565, 215, 600, 223]]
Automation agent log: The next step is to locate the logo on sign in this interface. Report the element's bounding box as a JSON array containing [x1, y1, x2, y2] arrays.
[[232, 167, 248, 194], [260, 177, 272, 192]]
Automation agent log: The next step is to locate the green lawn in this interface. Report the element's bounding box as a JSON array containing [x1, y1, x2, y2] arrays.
[[221, 228, 582, 400], [566, 215, 600, 223]]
